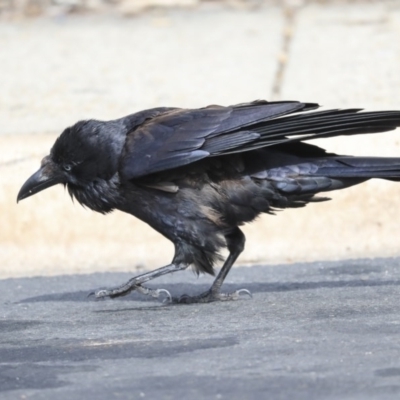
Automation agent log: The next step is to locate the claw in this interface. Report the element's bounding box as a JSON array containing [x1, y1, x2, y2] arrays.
[[176, 294, 191, 304], [235, 289, 253, 299], [158, 289, 173, 303], [95, 289, 112, 298], [175, 287, 252, 304], [89, 289, 108, 299], [135, 286, 172, 303], [87, 289, 111, 301], [87, 290, 111, 301]]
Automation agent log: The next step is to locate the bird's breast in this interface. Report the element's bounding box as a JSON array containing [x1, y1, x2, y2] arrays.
[[67, 177, 121, 214]]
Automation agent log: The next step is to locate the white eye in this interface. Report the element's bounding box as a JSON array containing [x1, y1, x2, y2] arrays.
[[63, 164, 72, 172]]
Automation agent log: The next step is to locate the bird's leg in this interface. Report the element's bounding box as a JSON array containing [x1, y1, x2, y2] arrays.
[[93, 263, 188, 300], [177, 227, 251, 304]]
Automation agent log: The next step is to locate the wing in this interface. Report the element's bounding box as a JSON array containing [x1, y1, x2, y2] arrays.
[[120, 100, 400, 180], [120, 101, 316, 179]]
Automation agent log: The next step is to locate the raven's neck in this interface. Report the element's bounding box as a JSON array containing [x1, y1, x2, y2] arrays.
[[67, 174, 122, 214]]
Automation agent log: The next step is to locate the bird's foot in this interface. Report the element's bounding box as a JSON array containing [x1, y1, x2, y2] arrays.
[[91, 279, 138, 299], [175, 288, 252, 304], [135, 285, 172, 303], [91, 282, 171, 302]]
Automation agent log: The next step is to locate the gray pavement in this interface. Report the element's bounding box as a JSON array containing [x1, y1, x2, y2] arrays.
[[1, 258, 400, 399]]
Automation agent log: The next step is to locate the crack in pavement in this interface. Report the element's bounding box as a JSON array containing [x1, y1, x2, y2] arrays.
[[271, 0, 304, 100]]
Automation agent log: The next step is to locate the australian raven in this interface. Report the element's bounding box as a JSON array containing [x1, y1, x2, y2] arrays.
[[17, 101, 400, 303]]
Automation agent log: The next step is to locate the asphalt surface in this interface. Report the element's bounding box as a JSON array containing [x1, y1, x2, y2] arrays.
[[1, 258, 400, 399]]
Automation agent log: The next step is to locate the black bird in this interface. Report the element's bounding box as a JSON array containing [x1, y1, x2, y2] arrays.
[[17, 100, 400, 303]]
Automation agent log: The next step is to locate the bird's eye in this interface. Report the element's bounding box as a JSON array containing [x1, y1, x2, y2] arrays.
[[63, 164, 72, 172]]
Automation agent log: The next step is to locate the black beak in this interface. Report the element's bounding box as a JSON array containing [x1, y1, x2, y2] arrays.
[[17, 165, 64, 202]]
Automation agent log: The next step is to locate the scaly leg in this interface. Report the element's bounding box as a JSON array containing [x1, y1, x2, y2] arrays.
[[177, 227, 251, 303], [92, 263, 188, 299]]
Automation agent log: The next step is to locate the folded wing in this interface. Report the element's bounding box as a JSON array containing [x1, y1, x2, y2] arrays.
[[120, 100, 400, 180]]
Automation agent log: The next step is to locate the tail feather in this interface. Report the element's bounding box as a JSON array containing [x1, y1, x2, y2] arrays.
[[315, 157, 400, 179], [219, 108, 400, 156], [253, 110, 400, 142], [239, 125, 398, 154]]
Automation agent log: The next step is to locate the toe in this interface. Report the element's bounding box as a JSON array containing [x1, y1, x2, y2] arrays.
[[235, 289, 253, 299], [155, 289, 172, 303]]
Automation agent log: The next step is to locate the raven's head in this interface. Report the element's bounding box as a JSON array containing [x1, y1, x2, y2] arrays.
[[17, 119, 125, 202]]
